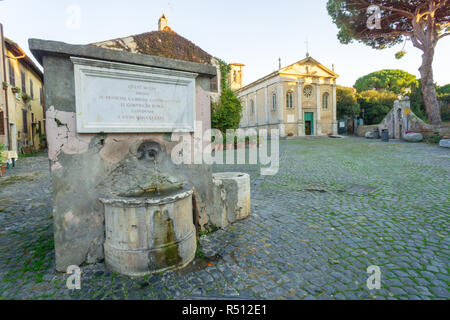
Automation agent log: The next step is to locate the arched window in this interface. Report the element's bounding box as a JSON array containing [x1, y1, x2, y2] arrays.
[[286, 91, 294, 109], [322, 92, 329, 110], [250, 99, 255, 114], [272, 94, 277, 111]]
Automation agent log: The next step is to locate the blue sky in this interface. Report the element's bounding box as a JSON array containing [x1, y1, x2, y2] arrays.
[[0, 0, 449, 87]]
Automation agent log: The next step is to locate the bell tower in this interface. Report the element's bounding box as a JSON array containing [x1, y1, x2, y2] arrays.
[[228, 63, 245, 91], [158, 14, 169, 31]]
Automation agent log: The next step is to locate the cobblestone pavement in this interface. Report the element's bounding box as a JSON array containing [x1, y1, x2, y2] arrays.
[[0, 137, 449, 300]]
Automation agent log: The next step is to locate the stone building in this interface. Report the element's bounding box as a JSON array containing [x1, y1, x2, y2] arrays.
[[235, 56, 339, 137], [0, 24, 6, 147], [0, 34, 45, 153]]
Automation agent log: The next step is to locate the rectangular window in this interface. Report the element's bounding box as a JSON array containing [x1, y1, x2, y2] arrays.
[[0, 111, 5, 135], [22, 110, 28, 134], [272, 94, 277, 111], [21, 71, 26, 94], [39, 87, 43, 105], [38, 121, 42, 135], [30, 79, 34, 99], [8, 62, 15, 86]]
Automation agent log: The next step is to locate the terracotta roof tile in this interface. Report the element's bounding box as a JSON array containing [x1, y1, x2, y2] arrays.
[[92, 30, 213, 65]]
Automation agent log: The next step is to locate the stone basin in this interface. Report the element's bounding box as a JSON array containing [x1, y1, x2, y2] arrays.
[[99, 184, 196, 277]]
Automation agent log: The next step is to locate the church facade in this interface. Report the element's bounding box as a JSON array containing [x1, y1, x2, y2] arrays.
[[233, 56, 339, 137]]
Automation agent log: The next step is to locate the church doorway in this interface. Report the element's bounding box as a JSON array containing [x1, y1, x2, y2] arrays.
[[304, 112, 314, 136]]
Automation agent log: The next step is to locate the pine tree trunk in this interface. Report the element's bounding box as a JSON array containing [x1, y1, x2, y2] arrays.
[[419, 47, 442, 125]]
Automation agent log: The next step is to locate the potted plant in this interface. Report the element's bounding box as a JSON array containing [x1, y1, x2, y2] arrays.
[[11, 86, 21, 94], [39, 133, 47, 149], [21, 93, 32, 104], [247, 135, 258, 149], [0, 145, 7, 177], [2, 81, 8, 90]]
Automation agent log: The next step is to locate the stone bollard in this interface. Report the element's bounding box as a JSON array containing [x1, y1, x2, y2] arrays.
[[440, 139, 450, 148], [211, 172, 251, 228]]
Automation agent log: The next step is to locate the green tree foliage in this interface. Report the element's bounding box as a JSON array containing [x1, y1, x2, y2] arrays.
[[211, 58, 243, 132], [327, 0, 449, 125], [409, 81, 428, 121], [352, 68, 449, 122], [437, 84, 450, 95], [407, 80, 450, 122], [358, 90, 398, 125], [0, 144, 7, 164], [216, 58, 230, 91], [437, 84, 450, 121], [354, 70, 418, 95], [336, 85, 360, 119], [211, 88, 243, 133]]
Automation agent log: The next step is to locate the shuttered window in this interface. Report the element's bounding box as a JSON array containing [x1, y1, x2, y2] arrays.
[[22, 110, 28, 134], [30, 79, 34, 99], [0, 111, 5, 135], [21, 71, 26, 94], [8, 62, 15, 86]]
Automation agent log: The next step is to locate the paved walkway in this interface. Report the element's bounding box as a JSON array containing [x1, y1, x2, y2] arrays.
[[0, 137, 449, 300]]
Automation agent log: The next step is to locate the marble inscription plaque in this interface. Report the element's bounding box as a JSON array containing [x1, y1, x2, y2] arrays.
[[72, 57, 197, 133]]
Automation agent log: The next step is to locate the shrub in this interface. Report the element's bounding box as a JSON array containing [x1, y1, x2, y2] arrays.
[[0, 144, 7, 164], [211, 58, 243, 133], [357, 90, 397, 125]]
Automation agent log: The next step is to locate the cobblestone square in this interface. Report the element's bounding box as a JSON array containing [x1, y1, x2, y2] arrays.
[[0, 137, 448, 300]]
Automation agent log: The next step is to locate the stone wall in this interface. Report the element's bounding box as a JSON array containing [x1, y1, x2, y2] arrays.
[[356, 125, 378, 137], [30, 39, 217, 272], [378, 100, 450, 139]]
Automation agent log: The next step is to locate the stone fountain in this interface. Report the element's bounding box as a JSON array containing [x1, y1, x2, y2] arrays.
[[29, 38, 251, 277], [29, 39, 218, 273], [99, 141, 196, 276]]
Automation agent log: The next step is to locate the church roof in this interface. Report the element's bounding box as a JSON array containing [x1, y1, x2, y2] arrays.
[[280, 56, 339, 78], [236, 56, 338, 93], [91, 17, 213, 65]]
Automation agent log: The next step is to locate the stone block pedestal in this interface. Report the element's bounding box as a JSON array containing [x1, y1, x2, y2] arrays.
[[211, 172, 251, 228], [440, 139, 450, 148]]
